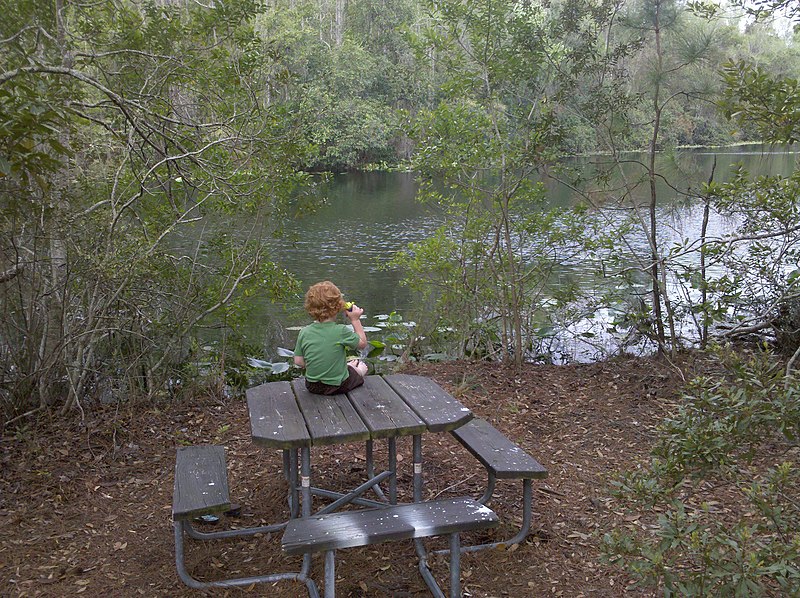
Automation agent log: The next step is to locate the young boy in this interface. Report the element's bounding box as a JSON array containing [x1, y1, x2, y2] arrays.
[[293, 281, 369, 395]]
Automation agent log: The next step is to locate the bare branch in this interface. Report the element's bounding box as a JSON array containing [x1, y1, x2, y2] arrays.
[[0, 263, 24, 283]]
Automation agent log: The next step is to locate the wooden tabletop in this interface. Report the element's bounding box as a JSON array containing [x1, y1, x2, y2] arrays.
[[247, 381, 312, 449], [383, 374, 473, 432], [348, 376, 426, 439], [247, 374, 472, 449], [290, 379, 370, 446]]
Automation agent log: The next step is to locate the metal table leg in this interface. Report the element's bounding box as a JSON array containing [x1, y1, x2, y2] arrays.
[[413, 434, 423, 502], [366, 439, 388, 501], [289, 449, 300, 518], [388, 437, 397, 504], [301, 446, 312, 517], [414, 533, 465, 598]]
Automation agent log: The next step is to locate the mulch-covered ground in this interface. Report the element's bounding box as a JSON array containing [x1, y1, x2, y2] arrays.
[[0, 354, 711, 597]]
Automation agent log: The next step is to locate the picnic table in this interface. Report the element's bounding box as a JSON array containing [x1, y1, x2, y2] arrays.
[[247, 374, 474, 515], [172, 373, 547, 596]]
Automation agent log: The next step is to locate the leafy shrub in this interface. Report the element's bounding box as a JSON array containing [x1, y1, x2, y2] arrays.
[[602, 347, 800, 596]]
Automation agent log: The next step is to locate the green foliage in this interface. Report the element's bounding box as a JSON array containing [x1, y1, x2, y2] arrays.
[[298, 83, 396, 171], [395, 0, 607, 365], [230, 0, 800, 172], [657, 354, 798, 474], [0, 84, 70, 186], [697, 166, 800, 353], [4, 0, 800, 419], [722, 61, 800, 143], [603, 348, 800, 595], [255, 0, 426, 171], [0, 0, 312, 417]]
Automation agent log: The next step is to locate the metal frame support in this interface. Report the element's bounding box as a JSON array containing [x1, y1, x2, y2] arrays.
[[313, 533, 468, 598], [432, 477, 534, 555], [174, 520, 320, 596], [365, 439, 388, 502], [184, 519, 285, 540], [387, 438, 397, 503], [314, 470, 394, 514], [324, 550, 336, 598], [309, 487, 387, 509], [289, 449, 300, 518], [301, 446, 312, 517], [304, 440, 402, 515], [449, 533, 461, 598], [413, 435, 423, 502], [414, 533, 466, 598]]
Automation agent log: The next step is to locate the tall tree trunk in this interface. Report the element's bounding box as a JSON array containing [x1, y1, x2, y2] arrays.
[[699, 158, 716, 349], [39, 0, 73, 409], [334, 0, 345, 47], [647, 0, 667, 355]]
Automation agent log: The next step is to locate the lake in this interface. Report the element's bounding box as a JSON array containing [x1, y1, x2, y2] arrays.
[[255, 144, 799, 362]]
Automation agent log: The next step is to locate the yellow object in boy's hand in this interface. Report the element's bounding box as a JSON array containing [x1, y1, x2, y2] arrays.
[[344, 301, 354, 311]]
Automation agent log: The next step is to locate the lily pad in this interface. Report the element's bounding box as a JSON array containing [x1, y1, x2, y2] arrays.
[[271, 362, 291, 374], [247, 358, 272, 369]]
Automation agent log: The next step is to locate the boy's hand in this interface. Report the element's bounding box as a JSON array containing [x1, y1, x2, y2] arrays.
[[347, 304, 364, 319], [347, 304, 368, 349]]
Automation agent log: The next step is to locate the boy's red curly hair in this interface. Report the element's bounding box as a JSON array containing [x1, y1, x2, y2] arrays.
[[304, 281, 345, 321]]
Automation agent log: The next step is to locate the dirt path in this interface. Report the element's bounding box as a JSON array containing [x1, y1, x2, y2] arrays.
[[1, 355, 701, 597]]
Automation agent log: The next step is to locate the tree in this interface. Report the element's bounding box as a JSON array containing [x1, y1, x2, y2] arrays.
[[0, 0, 309, 420], [565, 0, 733, 356], [394, 0, 611, 366], [602, 2, 800, 589], [256, 0, 427, 170], [698, 0, 800, 367]]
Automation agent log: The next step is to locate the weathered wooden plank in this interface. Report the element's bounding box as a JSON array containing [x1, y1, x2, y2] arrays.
[[291, 379, 370, 446], [452, 418, 548, 480], [247, 381, 311, 449], [347, 376, 426, 439], [282, 497, 498, 555], [383, 374, 473, 432], [172, 445, 231, 521]]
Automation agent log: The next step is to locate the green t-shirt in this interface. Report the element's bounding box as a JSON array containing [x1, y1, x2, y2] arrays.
[[294, 321, 361, 386]]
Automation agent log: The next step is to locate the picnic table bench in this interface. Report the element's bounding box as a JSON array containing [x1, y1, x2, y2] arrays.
[[449, 418, 548, 551], [171, 445, 318, 594], [283, 497, 499, 598], [172, 444, 231, 522]]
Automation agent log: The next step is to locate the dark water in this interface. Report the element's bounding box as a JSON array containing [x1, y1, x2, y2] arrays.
[[254, 144, 799, 359], [267, 171, 436, 318]]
